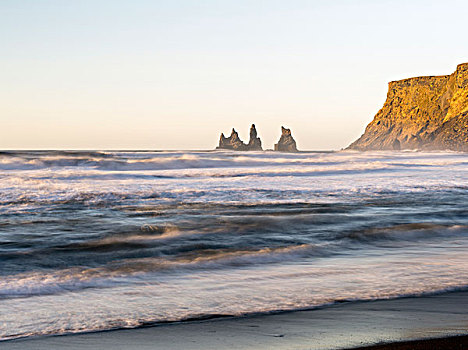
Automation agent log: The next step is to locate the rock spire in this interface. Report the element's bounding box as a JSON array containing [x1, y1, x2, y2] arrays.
[[217, 128, 246, 150], [274, 126, 298, 152], [217, 124, 263, 151], [217, 125, 300, 151], [247, 124, 262, 150]]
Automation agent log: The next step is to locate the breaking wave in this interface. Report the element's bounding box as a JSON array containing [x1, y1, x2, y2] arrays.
[[0, 150, 466, 172]]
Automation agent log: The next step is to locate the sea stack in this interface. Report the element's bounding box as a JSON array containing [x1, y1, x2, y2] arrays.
[[217, 125, 263, 151], [247, 124, 262, 150], [274, 126, 298, 152], [348, 63, 468, 151], [217, 128, 247, 150]]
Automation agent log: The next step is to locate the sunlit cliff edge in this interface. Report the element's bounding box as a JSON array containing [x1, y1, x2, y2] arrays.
[[348, 63, 468, 151]]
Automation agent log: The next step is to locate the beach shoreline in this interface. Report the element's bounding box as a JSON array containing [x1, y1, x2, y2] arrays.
[[3, 290, 467, 349], [349, 335, 468, 349]]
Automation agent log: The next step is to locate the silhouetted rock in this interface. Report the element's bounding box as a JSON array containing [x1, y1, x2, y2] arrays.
[[274, 126, 298, 152], [217, 128, 247, 150], [348, 63, 468, 151], [247, 124, 262, 150], [217, 125, 264, 151]]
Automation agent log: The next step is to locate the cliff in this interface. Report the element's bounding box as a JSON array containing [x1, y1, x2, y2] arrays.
[[348, 63, 468, 151]]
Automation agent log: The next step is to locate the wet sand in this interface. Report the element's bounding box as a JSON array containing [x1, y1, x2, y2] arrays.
[[351, 335, 468, 349], [3, 291, 468, 350]]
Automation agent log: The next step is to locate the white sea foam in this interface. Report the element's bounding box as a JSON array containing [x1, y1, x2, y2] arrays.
[[1, 248, 467, 340], [0, 151, 466, 209]]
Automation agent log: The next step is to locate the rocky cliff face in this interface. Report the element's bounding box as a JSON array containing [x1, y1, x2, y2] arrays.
[[217, 124, 263, 151], [348, 63, 468, 151], [274, 126, 298, 152]]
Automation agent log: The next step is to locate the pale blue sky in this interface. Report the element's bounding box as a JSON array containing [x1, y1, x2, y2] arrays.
[[1, 0, 467, 150]]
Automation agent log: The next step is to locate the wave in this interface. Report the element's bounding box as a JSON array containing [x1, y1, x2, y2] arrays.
[[1, 150, 467, 341], [0, 243, 329, 299], [1, 182, 467, 214], [1, 221, 466, 299], [2, 285, 468, 342], [0, 150, 466, 172], [343, 223, 468, 243]]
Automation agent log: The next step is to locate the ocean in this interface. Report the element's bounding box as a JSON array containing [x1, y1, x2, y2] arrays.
[[0, 150, 467, 340]]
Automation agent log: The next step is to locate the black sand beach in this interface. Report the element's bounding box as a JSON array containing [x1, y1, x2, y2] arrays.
[[3, 291, 467, 350], [351, 335, 468, 349]]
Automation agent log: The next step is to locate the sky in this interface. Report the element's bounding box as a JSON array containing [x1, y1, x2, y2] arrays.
[[1, 0, 468, 150]]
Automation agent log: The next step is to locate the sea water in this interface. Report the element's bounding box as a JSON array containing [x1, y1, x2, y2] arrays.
[[0, 150, 467, 340]]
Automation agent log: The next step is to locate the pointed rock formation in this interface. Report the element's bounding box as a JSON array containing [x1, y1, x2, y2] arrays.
[[348, 63, 468, 151], [217, 125, 263, 151], [274, 126, 298, 152], [247, 124, 262, 150], [217, 128, 247, 150]]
